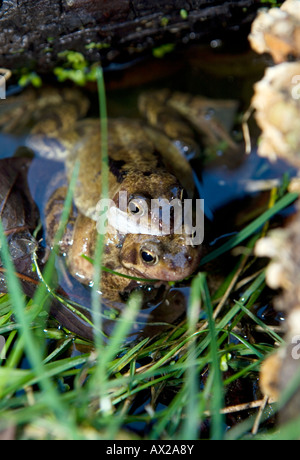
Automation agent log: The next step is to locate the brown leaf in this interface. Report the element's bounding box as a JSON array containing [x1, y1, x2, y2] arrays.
[[0, 157, 40, 295]]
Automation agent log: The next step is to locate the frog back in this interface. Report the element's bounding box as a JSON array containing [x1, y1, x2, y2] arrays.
[[64, 118, 190, 220]]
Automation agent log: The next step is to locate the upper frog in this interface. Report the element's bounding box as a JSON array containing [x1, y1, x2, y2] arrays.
[[0, 87, 237, 305]]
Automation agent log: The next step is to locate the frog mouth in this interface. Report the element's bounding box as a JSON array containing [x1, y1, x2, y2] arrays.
[[125, 266, 160, 281], [127, 265, 196, 283]]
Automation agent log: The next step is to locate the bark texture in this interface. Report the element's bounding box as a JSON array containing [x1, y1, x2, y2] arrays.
[[0, 0, 264, 73]]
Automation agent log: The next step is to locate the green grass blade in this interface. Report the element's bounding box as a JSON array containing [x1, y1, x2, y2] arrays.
[[0, 221, 67, 423], [180, 273, 203, 440], [200, 273, 224, 439], [90, 66, 109, 352], [201, 192, 298, 265]]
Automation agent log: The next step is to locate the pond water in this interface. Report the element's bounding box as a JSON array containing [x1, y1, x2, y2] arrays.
[[0, 46, 296, 343]]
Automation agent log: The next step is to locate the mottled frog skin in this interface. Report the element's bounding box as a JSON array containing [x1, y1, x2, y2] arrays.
[[0, 87, 236, 304]]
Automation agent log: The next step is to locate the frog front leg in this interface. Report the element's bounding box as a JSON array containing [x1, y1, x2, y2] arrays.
[[139, 89, 201, 162], [44, 186, 77, 255], [0, 87, 89, 138], [139, 89, 238, 153], [169, 91, 238, 150], [25, 90, 89, 161]]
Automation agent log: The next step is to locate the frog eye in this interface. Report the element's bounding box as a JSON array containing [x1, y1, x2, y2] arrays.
[[128, 198, 147, 217], [140, 248, 159, 265]]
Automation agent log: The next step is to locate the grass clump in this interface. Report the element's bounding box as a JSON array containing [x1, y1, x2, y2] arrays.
[[0, 183, 297, 439], [0, 67, 299, 440]]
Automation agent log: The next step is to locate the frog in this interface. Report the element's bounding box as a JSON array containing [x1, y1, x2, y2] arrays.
[[0, 86, 237, 306]]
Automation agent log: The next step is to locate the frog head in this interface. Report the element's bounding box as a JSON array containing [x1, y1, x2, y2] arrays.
[[120, 233, 202, 282]]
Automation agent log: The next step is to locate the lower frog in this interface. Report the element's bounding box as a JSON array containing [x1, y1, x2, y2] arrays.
[[0, 87, 237, 306]]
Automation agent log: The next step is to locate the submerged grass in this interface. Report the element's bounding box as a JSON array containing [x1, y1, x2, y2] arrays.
[[0, 69, 299, 440]]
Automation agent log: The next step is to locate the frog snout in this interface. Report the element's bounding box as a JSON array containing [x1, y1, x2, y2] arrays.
[[121, 237, 201, 281], [154, 250, 201, 281]]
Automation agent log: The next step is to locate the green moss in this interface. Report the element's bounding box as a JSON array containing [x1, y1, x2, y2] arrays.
[[85, 42, 111, 50], [11, 49, 25, 55], [160, 16, 169, 27], [18, 71, 42, 88], [259, 0, 283, 5], [152, 43, 175, 58], [54, 51, 100, 86], [180, 8, 188, 19], [54, 68, 86, 86], [57, 50, 87, 68]]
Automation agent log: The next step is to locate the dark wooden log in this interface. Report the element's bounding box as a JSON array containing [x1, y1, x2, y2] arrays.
[[0, 0, 266, 74]]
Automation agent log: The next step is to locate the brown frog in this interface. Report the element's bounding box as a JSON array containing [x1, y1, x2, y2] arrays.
[[0, 87, 237, 305]]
